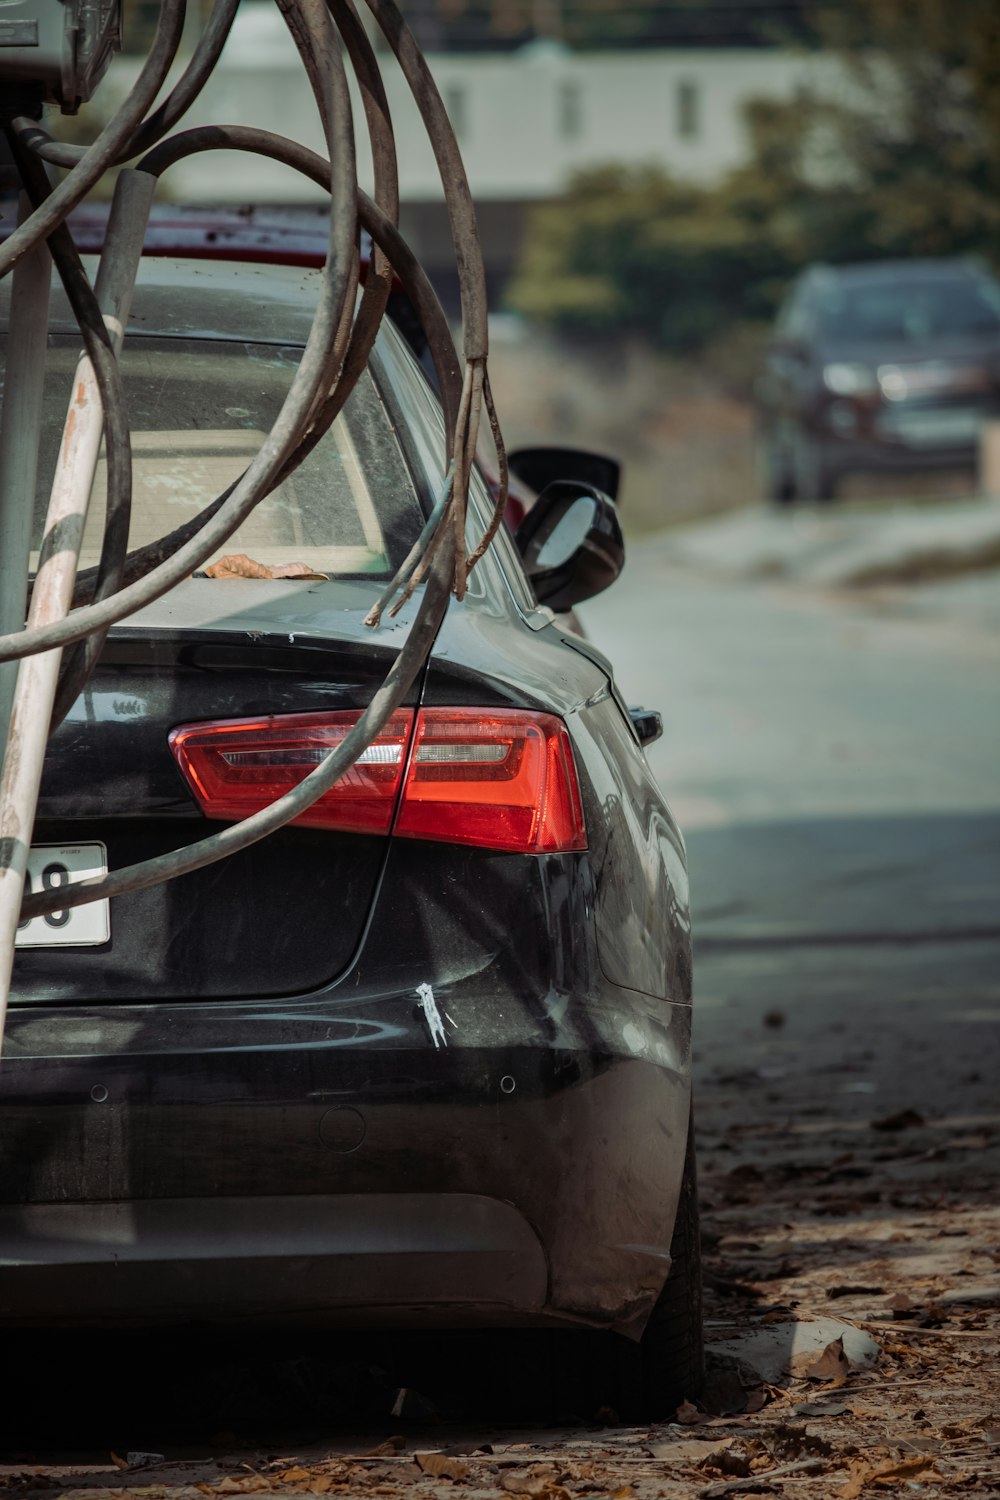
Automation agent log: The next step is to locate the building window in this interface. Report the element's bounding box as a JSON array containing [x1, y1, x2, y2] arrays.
[[558, 80, 582, 141], [444, 83, 467, 141], [676, 78, 700, 141]]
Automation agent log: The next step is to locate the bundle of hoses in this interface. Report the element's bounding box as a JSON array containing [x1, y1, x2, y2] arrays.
[[0, 0, 508, 1036]]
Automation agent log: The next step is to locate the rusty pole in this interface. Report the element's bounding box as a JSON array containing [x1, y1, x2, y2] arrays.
[[0, 167, 154, 1039]]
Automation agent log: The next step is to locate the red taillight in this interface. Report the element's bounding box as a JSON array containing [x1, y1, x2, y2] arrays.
[[169, 707, 587, 853], [397, 709, 586, 853], [168, 711, 412, 834]]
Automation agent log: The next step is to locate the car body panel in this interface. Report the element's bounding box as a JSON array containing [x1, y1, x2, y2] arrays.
[[0, 260, 692, 1339]]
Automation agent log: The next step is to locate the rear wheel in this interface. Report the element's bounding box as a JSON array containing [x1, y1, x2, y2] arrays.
[[635, 1114, 704, 1416], [586, 1112, 704, 1421]]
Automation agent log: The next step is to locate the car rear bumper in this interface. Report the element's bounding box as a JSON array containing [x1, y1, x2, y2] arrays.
[[0, 990, 691, 1335], [0, 1192, 550, 1328]]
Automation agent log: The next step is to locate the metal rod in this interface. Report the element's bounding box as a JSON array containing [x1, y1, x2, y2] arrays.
[[0, 168, 155, 1049], [0, 192, 51, 745]]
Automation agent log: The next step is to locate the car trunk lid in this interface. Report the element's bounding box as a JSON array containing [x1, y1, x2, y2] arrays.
[[13, 579, 424, 1005]]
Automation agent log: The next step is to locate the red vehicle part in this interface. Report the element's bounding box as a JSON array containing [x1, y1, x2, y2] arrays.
[[169, 706, 587, 853]]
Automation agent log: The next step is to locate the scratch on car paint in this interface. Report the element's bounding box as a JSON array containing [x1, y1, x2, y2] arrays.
[[417, 982, 448, 1048]]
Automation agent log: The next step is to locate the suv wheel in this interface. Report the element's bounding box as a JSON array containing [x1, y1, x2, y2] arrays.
[[791, 431, 837, 502], [759, 434, 795, 506]]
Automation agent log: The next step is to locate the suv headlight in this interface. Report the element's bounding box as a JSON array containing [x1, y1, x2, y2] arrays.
[[823, 362, 878, 396]]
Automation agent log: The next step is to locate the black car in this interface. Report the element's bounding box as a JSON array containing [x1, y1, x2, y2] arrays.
[[756, 257, 1000, 501], [1, 260, 700, 1415]]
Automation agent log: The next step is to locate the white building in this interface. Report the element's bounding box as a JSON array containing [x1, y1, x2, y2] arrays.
[[99, 5, 825, 300]]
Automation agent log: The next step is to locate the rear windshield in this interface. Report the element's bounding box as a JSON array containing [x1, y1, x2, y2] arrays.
[[815, 276, 1000, 342], [20, 337, 425, 577]]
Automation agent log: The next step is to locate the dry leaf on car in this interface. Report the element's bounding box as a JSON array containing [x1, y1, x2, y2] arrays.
[[204, 552, 328, 581]]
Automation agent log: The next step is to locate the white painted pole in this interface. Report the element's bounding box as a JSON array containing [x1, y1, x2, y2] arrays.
[[0, 193, 52, 745], [0, 168, 155, 1049]]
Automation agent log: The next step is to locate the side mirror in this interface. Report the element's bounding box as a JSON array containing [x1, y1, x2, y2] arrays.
[[514, 480, 624, 611], [508, 446, 622, 504]]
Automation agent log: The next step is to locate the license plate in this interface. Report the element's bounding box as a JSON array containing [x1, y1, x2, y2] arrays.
[[880, 408, 982, 448], [15, 843, 110, 948]]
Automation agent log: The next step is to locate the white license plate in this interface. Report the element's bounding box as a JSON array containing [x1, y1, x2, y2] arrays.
[[15, 843, 110, 948], [884, 408, 982, 447]]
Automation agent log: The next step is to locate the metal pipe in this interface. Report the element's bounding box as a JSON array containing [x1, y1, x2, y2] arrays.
[[0, 0, 185, 279], [0, 168, 155, 1048], [0, 193, 51, 744], [1, 0, 503, 1023]]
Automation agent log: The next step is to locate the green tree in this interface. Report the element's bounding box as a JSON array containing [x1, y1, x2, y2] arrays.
[[508, 0, 1000, 349]]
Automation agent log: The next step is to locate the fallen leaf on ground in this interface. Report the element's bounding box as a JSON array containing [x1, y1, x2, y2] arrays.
[[698, 1447, 752, 1479], [499, 1465, 571, 1499], [196, 1479, 270, 1495], [791, 1335, 851, 1382], [647, 1439, 733, 1462], [675, 1398, 708, 1424], [363, 1437, 406, 1456], [702, 1359, 752, 1416], [414, 1451, 469, 1481], [840, 1455, 937, 1496]]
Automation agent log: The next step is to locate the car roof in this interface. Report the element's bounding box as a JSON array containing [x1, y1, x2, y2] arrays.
[[0, 257, 328, 346]]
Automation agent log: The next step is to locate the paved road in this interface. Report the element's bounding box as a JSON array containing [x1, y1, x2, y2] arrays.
[[581, 554, 1000, 1174], [580, 561, 1000, 948]]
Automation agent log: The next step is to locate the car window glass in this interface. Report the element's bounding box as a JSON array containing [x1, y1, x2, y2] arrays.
[[815, 277, 1000, 341], [372, 327, 527, 609], [21, 338, 425, 577]]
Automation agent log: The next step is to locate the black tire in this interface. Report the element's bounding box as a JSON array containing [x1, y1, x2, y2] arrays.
[[584, 1112, 705, 1422], [636, 1114, 705, 1417], [758, 434, 795, 506]]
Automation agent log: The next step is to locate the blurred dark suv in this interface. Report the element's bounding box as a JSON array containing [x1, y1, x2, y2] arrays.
[[756, 258, 1000, 502]]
